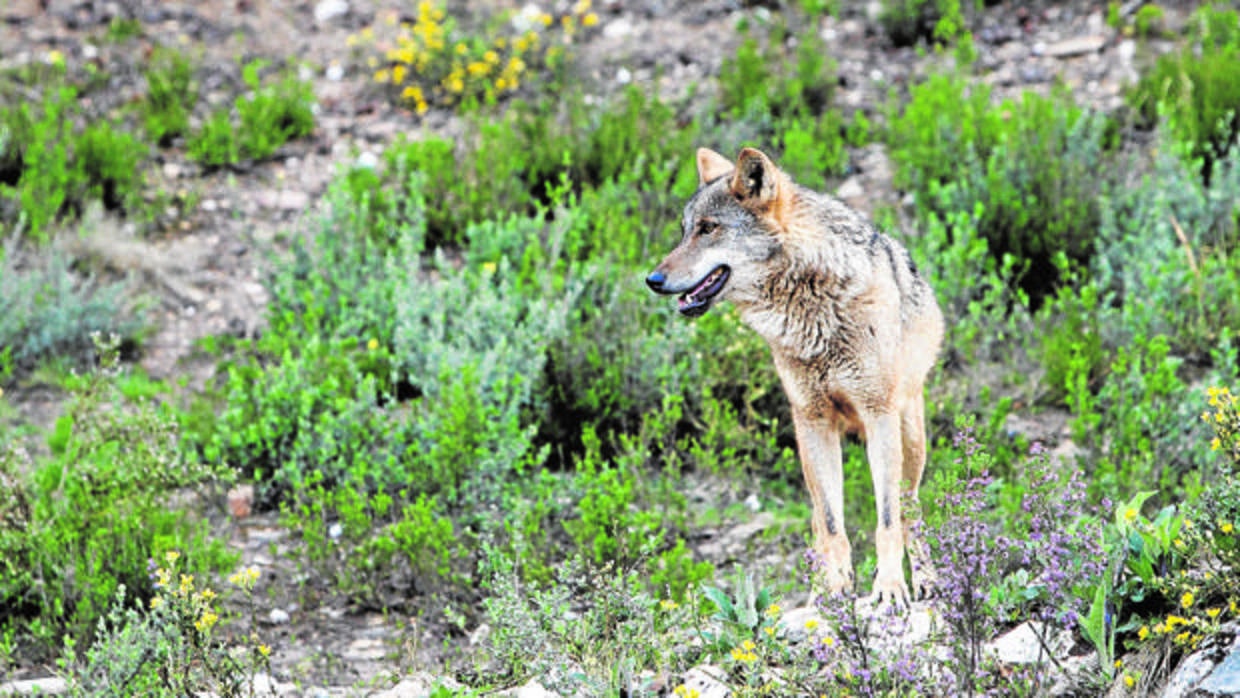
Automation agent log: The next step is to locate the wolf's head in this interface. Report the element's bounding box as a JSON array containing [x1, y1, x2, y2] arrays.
[[646, 147, 790, 317]]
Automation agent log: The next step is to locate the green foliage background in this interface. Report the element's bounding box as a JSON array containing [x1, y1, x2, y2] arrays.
[[2, 1, 1240, 693]]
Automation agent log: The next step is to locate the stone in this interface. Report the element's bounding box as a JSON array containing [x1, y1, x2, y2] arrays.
[[1044, 35, 1107, 58], [679, 665, 729, 698], [0, 677, 68, 696], [268, 608, 291, 625], [374, 672, 460, 698], [985, 621, 1073, 666], [496, 680, 560, 697], [779, 605, 825, 644], [1164, 622, 1240, 698], [313, 0, 348, 24], [227, 484, 254, 518]]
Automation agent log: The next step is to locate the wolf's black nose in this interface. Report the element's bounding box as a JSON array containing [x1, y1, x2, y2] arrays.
[[646, 271, 666, 292]]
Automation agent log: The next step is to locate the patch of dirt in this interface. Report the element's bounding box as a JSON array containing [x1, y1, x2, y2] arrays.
[[0, 0, 1189, 690]]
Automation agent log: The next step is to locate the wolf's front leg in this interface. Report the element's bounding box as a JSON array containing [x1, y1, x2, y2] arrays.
[[865, 410, 910, 606], [792, 410, 853, 596]]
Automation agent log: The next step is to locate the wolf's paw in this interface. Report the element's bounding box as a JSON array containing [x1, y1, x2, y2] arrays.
[[867, 572, 911, 609], [810, 564, 855, 602], [910, 564, 938, 601]]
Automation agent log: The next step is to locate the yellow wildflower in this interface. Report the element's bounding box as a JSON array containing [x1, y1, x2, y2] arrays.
[[1115, 659, 1123, 669], [1123, 507, 1138, 523], [46, 49, 65, 66], [1138, 625, 1149, 640], [467, 61, 490, 77], [392, 64, 407, 84], [1207, 607, 1221, 619], [1214, 437, 1224, 451], [455, 42, 468, 55], [765, 603, 782, 617], [374, 68, 391, 84], [805, 618, 819, 631], [165, 551, 181, 565], [1224, 522, 1235, 534], [367, 337, 382, 351], [659, 598, 679, 611], [495, 77, 508, 90], [195, 610, 219, 632], [483, 50, 500, 64], [1182, 591, 1195, 609], [583, 12, 599, 27], [763, 626, 776, 637], [258, 644, 272, 657], [539, 12, 553, 26], [1124, 674, 1136, 688], [150, 596, 164, 610], [1166, 614, 1189, 628], [1175, 630, 1191, 644], [179, 574, 194, 595]]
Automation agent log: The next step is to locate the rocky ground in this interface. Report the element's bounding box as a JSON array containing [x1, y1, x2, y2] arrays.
[[0, 0, 1210, 694]]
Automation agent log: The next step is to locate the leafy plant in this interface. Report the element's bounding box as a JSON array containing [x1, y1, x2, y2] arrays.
[[0, 337, 233, 655], [142, 46, 198, 146], [0, 239, 139, 373], [187, 60, 314, 167], [1128, 4, 1240, 181], [889, 74, 1112, 299]]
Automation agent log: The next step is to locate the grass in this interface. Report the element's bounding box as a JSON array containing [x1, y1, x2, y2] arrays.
[[2, 2, 1240, 695]]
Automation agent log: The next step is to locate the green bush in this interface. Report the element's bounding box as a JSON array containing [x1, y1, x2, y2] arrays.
[[0, 341, 232, 655], [143, 46, 198, 146], [187, 60, 314, 167], [889, 74, 1112, 299], [0, 241, 140, 373], [1093, 129, 1240, 358], [1129, 4, 1240, 181], [0, 78, 147, 239]]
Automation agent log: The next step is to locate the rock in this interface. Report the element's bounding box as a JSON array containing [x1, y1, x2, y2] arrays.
[[227, 484, 254, 518], [496, 680, 560, 697], [1044, 35, 1107, 58], [469, 623, 491, 646], [1163, 622, 1240, 698], [375, 672, 461, 698], [679, 665, 729, 698], [602, 17, 633, 40], [313, 0, 348, 24], [985, 621, 1073, 666], [257, 189, 310, 210], [779, 605, 825, 644], [268, 608, 291, 625], [0, 677, 68, 696]]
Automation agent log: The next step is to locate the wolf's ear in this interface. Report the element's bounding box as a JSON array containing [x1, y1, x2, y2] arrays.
[[730, 147, 782, 210], [696, 147, 734, 185]]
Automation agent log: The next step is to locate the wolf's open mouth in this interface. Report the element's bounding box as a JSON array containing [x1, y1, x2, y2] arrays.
[[677, 265, 730, 317]]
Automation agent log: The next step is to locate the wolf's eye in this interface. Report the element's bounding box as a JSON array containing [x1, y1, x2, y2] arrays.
[[695, 220, 719, 236]]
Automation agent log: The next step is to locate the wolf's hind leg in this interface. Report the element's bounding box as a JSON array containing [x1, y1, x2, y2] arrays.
[[901, 394, 936, 599], [793, 410, 853, 597]]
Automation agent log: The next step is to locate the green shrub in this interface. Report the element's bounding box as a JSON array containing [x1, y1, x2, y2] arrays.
[[880, 0, 972, 46], [889, 74, 1111, 299], [0, 240, 140, 373], [0, 72, 148, 239], [0, 340, 232, 654], [187, 60, 314, 167], [1093, 129, 1240, 358], [62, 556, 272, 697], [1129, 4, 1240, 181], [142, 46, 198, 146]]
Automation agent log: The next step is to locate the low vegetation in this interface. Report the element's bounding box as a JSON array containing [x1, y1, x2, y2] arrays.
[[2, 1, 1239, 695]]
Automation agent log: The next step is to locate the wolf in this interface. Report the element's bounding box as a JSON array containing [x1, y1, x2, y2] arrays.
[[646, 147, 944, 604]]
